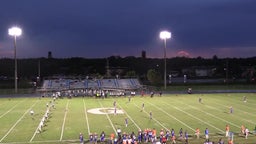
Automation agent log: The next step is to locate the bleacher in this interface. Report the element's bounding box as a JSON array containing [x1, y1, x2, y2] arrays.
[[40, 78, 142, 92]]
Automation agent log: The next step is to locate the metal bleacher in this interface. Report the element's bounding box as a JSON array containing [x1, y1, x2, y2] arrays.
[[40, 78, 142, 91]]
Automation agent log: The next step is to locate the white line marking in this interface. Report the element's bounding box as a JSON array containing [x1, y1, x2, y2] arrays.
[[146, 102, 195, 131], [83, 99, 90, 134], [161, 101, 224, 133], [178, 101, 240, 128], [116, 102, 141, 130], [98, 100, 117, 135], [209, 98, 256, 124], [0, 99, 26, 119], [60, 100, 70, 141], [133, 103, 168, 130], [0, 100, 39, 142]]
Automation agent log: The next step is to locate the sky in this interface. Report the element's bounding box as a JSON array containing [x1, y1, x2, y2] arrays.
[[0, 0, 256, 59]]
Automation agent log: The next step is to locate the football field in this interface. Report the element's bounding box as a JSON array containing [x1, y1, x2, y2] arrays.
[[0, 93, 256, 144]]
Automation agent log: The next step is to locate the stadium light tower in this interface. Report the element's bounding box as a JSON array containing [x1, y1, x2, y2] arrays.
[[8, 26, 22, 93], [160, 31, 171, 89]]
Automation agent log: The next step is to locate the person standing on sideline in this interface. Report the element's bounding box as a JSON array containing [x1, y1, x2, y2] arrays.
[[171, 128, 175, 138], [89, 133, 93, 143], [243, 96, 247, 103], [199, 97, 202, 103], [228, 138, 233, 144], [195, 128, 200, 139], [225, 124, 230, 137], [171, 135, 176, 144], [128, 95, 131, 102], [79, 133, 84, 144], [205, 128, 209, 140], [179, 128, 183, 139], [241, 125, 245, 135], [117, 128, 121, 136], [218, 138, 224, 144], [93, 132, 98, 143], [110, 133, 115, 144], [100, 131, 105, 142], [245, 127, 249, 139], [184, 130, 188, 144], [150, 91, 154, 98]]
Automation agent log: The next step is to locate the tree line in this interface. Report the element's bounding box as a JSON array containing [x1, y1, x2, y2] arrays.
[[0, 56, 255, 84]]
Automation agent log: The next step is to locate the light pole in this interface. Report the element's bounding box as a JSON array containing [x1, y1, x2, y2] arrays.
[[8, 26, 22, 93], [160, 31, 171, 89]]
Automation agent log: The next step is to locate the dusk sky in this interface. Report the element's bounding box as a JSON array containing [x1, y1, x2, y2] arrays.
[[0, 0, 256, 58]]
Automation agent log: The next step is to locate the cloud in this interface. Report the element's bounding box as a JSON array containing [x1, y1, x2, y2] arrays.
[[1, 0, 256, 58]]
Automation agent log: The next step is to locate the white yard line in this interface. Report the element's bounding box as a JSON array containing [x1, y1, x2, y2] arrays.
[[178, 101, 240, 128], [133, 103, 168, 130], [209, 99, 256, 124], [83, 99, 90, 134], [98, 100, 117, 135], [216, 95, 256, 111], [59, 100, 70, 141], [0, 99, 26, 119], [116, 102, 141, 130], [161, 101, 224, 133], [0, 100, 39, 142], [146, 102, 195, 132], [215, 98, 256, 117], [206, 103, 255, 125], [30, 124, 39, 142]]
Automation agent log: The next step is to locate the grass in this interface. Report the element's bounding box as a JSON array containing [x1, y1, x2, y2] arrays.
[[0, 93, 256, 144]]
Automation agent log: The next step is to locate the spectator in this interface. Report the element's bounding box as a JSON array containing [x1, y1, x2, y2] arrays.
[[110, 133, 115, 144], [195, 128, 200, 139], [100, 131, 105, 142], [218, 138, 224, 144], [225, 124, 230, 137], [117, 128, 121, 136], [150, 91, 154, 98], [245, 127, 249, 139], [184, 130, 188, 143], [79, 133, 84, 144], [205, 128, 209, 140]]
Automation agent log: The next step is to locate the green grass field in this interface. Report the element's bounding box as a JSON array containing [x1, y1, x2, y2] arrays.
[[0, 93, 256, 144]]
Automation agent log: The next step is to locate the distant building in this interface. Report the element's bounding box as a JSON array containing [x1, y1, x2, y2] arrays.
[[182, 66, 216, 77], [141, 50, 146, 58], [48, 51, 52, 59]]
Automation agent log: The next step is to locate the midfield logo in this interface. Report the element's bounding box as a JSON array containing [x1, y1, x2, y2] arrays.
[[87, 108, 124, 115]]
